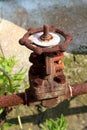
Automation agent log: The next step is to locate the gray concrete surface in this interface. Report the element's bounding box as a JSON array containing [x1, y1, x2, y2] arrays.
[[0, 19, 32, 70]]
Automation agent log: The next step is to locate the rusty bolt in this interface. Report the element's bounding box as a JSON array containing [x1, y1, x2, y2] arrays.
[[40, 24, 53, 41]]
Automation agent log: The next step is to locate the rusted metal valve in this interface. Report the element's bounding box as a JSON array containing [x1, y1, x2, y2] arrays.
[[0, 24, 87, 108], [19, 24, 73, 108]]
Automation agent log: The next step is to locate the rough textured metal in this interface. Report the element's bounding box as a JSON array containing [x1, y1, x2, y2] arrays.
[[71, 82, 87, 96], [28, 51, 66, 104], [0, 24, 87, 109], [19, 25, 73, 54], [40, 24, 53, 41], [0, 93, 25, 107], [0, 83, 87, 108], [19, 24, 73, 107]]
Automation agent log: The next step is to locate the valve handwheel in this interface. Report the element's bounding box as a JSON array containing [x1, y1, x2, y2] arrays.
[[19, 24, 73, 54]]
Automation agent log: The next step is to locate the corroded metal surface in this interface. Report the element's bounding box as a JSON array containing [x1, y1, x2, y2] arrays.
[[0, 24, 87, 108], [28, 52, 66, 103], [40, 24, 53, 41], [71, 82, 87, 96], [0, 93, 25, 107], [0, 83, 87, 108], [19, 25, 73, 54], [19, 24, 73, 107]]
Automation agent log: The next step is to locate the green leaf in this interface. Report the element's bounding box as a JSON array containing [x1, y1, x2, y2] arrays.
[[0, 54, 27, 95], [4, 122, 12, 130], [0, 108, 3, 114], [41, 114, 67, 130]]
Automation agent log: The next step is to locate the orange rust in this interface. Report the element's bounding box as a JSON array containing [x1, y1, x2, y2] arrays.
[[55, 62, 64, 70], [52, 54, 64, 61]]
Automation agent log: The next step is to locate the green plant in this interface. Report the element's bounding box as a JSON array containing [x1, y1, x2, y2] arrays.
[[0, 122, 12, 130], [40, 114, 67, 130], [0, 54, 27, 95], [0, 54, 28, 129]]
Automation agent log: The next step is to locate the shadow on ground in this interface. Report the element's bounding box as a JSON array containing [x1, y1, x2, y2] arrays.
[[7, 99, 87, 125]]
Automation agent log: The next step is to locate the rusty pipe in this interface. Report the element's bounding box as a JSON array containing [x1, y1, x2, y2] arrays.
[[0, 82, 87, 108], [0, 93, 25, 108], [71, 82, 87, 97]]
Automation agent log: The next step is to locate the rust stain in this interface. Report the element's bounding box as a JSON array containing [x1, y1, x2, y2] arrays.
[[0, 24, 87, 108]]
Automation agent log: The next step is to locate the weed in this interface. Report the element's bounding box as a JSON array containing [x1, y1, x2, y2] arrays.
[[40, 114, 67, 130], [0, 54, 28, 129]]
